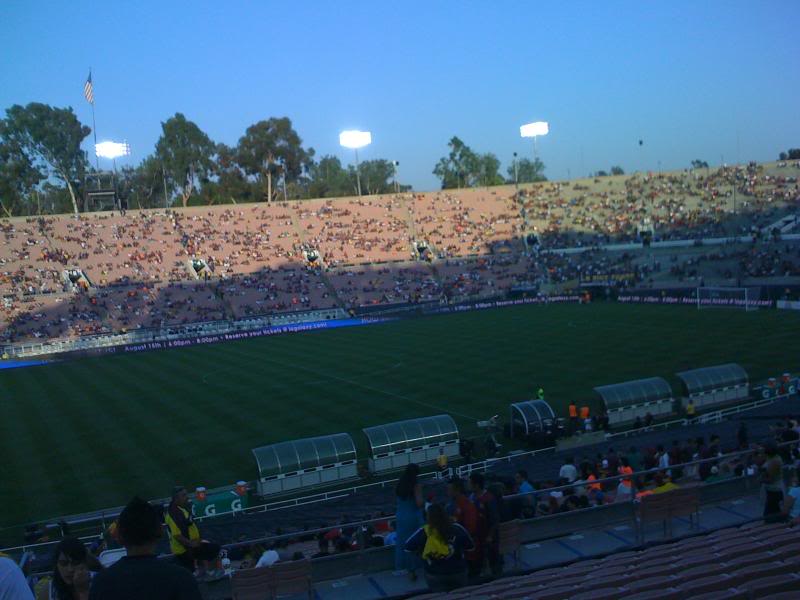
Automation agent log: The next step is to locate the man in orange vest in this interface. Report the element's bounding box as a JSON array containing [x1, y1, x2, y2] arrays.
[[568, 402, 578, 432]]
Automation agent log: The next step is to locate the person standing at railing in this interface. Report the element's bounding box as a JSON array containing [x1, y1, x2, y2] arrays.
[[404, 503, 474, 593], [761, 442, 785, 523], [165, 487, 222, 581], [394, 464, 424, 581], [469, 472, 501, 577], [685, 399, 696, 418]]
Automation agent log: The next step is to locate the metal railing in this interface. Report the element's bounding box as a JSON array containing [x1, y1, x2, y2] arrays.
[[11, 439, 798, 583], [2, 308, 347, 358]]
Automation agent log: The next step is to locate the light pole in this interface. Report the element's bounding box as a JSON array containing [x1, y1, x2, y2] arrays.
[[392, 160, 400, 193], [95, 141, 131, 211], [512, 151, 519, 200], [520, 121, 549, 163], [339, 130, 372, 196]]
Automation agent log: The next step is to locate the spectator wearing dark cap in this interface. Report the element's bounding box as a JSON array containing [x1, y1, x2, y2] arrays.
[[89, 496, 201, 600], [164, 487, 222, 580]]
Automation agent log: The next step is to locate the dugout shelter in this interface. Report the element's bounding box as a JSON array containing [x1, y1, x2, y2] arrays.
[[252, 433, 357, 496], [362, 414, 460, 474], [676, 363, 749, 411], [594, 377, 674, 426], [509, 399, 557, 438]]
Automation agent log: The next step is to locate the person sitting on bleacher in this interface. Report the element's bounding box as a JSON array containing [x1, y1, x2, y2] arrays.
[[35, 537, 102, 600]]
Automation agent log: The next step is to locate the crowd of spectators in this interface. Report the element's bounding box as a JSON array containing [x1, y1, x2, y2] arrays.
[[2, 162, 798, 345], [524, 162, 799, 248], [5, 412, 799, 597]]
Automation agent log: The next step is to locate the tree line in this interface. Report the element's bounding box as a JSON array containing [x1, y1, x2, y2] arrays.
[[433, 136, 547, 189], [0, 101, 559, 217], [0, 103, 408, 216]]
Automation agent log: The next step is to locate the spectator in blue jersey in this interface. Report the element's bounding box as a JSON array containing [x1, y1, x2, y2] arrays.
[[405, 503, 474, 593], [394, 464, 424, 580]]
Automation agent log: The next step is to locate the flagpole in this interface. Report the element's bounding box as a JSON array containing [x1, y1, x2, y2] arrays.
[[89, 68, 99, 171]]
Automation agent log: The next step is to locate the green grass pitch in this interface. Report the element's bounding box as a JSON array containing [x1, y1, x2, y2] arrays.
[[1, 302, 798, 534]]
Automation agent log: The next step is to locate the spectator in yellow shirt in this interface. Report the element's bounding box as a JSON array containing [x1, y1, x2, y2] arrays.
[[165, 487, 222, 581]]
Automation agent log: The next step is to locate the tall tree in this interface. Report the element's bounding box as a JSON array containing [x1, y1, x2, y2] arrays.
[[196, 143, 256, 205], [476, 153, 504, 186], [507, 157, 546, 183], [0, 103, 90, 215], [236, 117, 311, 202], [0, 135, 44, 217], [155, 113, 215, 207], [355, 159, 398, 195], [307, 155, 351, 198], [117, 156, 169, 209], [433, 136, 480, 189]]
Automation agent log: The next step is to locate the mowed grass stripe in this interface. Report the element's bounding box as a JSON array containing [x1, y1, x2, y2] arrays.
[[2, 303, 799, 531], [5, 369, 94, 520]]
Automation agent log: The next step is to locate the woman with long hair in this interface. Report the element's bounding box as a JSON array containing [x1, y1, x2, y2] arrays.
[[35, 537, 101, 600], [405, 502, 474, 593], [394, 463, 424, 579]]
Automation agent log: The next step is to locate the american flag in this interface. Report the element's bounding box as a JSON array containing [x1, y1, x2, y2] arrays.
[[84, 71, 94, 104]]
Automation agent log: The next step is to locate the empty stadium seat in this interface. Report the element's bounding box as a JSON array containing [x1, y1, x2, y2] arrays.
[[738, 573, 800, 596], [625, 588, 684, 600]]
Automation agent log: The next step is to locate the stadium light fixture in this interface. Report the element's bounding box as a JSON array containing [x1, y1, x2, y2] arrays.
[[339, 130, 372, 196], [95, 141, 131, 160], [339, 130, 372, 149], [520, 122, 549, 138], [520, 121, 549, 161]]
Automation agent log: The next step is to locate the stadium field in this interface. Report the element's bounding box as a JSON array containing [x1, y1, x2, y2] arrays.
[[1, 302, 798, 534]]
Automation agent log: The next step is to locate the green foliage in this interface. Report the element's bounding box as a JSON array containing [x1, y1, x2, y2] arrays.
[[780, 149, 800, 160], [476, 153, 504, 186], [236, 117, 312, 202], [116, 156, 170, 210], [204, 143, 257, 204], [0, 131, 44, 216], [433, 136, 479, 189], [435, 137, 519, 188], [354, 159, 398, 195], [507, 157, 546, 184], [610, 165, 625, 176], [155, 113, 216, 207], [306, 155, 352, 198], [0, 103, 90, 214], [691, 159, 709, 169]]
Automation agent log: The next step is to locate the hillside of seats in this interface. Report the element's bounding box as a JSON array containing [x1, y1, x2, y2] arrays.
[[524, 161, 799, 248], [2, 161, 798, 345], [414, 521, 800, 599]]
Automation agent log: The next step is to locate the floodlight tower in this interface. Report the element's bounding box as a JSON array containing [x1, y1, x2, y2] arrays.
[[95, 140, 131, 171], [339, 130, 372, 196], [520, 121, 549, 162], [94, 141, 131, 211]]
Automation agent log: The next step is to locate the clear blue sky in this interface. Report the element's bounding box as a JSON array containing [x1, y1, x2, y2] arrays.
[[2, 1, 799, 191]]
